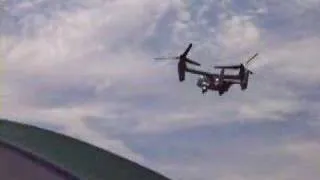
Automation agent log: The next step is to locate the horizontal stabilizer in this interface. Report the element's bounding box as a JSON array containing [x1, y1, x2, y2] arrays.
[[214, 65, 241, 69]]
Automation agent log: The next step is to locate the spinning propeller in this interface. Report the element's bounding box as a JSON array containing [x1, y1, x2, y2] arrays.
[[154, 43, 201, 82], [214, 53, 259, 74], [154, 43, 201, 66]]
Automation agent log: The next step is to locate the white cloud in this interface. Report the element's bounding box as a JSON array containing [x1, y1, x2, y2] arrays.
[[238, 99, 300, 120], [1, 0, 178, 163], [260, 37, 320, 84], [4, 0, 319, 137], [284, 141, 320, 160], [172, 0, 190, 22], [292, 0, 320, 10], [266, 140, 320, 180], [217, 15, 260, 52], [2, 0, 320, 179], [149, 137, 320, 180]]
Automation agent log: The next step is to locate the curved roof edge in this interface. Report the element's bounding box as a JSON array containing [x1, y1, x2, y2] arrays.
[[0, 118, 172, 180], [0, 137, 80, 179]]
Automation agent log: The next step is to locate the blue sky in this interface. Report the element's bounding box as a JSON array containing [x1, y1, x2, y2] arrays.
[[1, 0, 320, 180]]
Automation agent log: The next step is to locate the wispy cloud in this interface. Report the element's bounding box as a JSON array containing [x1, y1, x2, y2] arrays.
[[112, 118, 320, 180], [2, 0, 320, 179]]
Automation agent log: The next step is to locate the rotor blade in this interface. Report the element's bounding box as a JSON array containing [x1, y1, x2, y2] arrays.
[[245, 53, 259, 66], [181, 43, 192, 57], [154, 56, 179, 60], [186, 58, 200, 66], [214, 65, 241, 69]]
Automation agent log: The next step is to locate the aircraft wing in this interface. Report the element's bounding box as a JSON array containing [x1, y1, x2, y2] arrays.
[[186, 68, 241, 80], [186, 68, 218, 78], [223, 74, 240, 80], [224, 79, 241, 84]]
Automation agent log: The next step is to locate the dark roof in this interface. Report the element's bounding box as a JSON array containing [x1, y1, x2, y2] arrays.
[[0, 141, 75, 180], [0, 119, 172, 180]]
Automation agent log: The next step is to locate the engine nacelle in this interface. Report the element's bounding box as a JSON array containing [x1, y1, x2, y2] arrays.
[[218, 68, 224, 87], [240, 71, 249, 90], [178, 60, 186, 81]]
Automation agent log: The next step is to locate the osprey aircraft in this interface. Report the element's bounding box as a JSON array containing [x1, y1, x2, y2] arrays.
[[154, 43, 259, 96]]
